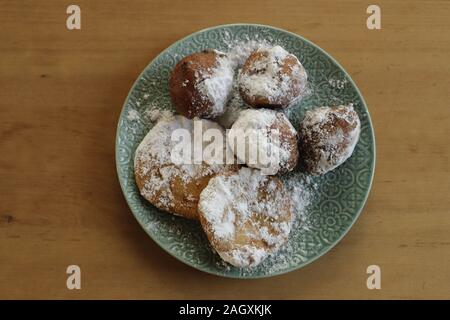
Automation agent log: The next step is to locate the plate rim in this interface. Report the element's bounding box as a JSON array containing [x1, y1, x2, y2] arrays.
[[115, 23, 376, 279]]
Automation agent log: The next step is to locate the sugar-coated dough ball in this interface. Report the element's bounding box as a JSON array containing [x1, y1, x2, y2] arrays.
[[198, 167, 294, 268], [134, 115, 236, 220], [169, 50, 234, 119], [238, 46, 307, 108], [229, 109, 298, 175], [299, 105, 361, 175]]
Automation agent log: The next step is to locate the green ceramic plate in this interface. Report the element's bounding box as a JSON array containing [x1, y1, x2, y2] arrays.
[[116, 24, 375, 278]]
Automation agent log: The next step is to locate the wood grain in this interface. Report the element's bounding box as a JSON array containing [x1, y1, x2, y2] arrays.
[[0, 0, 449, 299]]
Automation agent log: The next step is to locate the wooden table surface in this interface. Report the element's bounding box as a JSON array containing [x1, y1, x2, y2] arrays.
[[1, 0, 449, 299]]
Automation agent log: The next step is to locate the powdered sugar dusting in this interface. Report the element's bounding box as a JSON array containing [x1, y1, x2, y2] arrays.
[[238, 45, 308, 105], [207, 169, 317, 274], [229, 109, 297, 175], [216, 79, 248, 128], [199, 167, 296, 268], [186, 40, 308, 124], [195, 50, 234, 117], [226, 39, 271, 68], [299, 104, 361, 175], [144, 107, 174, 123], [127, 109, 140, 121], [134, 115, 232, 213], [240, 172, 316, 275]]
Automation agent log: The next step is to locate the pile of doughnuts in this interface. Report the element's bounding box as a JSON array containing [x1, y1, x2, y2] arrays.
[[134, 43, 361, 268]]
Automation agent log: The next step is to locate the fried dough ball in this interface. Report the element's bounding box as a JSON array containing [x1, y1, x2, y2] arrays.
[[229, 109, 298, 175], [298, 105, 361, 175], [169, 50, 233, 119], [198, 167, 294, 267], [134, 115, 236, 220], [238, 45, 307, 108]]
